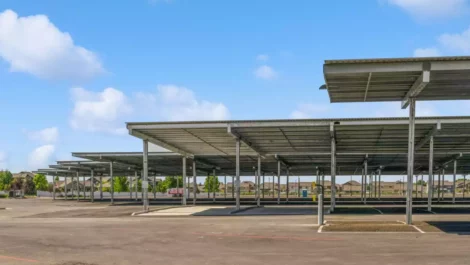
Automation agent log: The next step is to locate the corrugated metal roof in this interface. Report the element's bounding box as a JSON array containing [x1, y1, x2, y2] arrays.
[[325, 56, 470, 64]]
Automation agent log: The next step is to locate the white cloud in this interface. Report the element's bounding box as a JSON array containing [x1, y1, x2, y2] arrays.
[[28, 145, 55, 169], [413, 47, 441, 57], [290, 102, 439, 119], [439, 26, 470, 53], [70, 87, 133, 134], [387, 0, 468, 19], [256, 54, 269, 62], [290, 104, 331, 119], [0, 151, 7, 169], [0, 9, 104, 80], [28, 127, 59, 144], [136, 84, 230, 121], [254, 65, 277, 80]]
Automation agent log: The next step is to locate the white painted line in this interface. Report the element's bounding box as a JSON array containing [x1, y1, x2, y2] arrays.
[[372, 208, 383, 214], [396, 220, 406, 224], [412, 225, 426, 234], [320, 231, 418, 234], [317, 225, 324, 233]]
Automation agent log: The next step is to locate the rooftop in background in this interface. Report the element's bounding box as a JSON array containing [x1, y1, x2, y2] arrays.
[[320, 56, 470, 107]]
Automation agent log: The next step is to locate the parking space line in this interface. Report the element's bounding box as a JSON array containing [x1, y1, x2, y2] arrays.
[[318, 225, 324, 233], [411, 225, 426, 234], [372, 208, 383, 214]]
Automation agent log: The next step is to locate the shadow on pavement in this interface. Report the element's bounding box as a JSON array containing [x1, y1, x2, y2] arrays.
[[421, 221, 470, 235]]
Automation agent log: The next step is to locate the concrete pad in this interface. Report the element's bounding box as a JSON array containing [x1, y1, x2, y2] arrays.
[[235, 206, 327, 216], [323, 221, 418, 233], [138, 206, 231, 216]]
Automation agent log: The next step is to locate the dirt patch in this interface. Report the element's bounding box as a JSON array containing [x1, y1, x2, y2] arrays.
[[323, 221, 418, 232]]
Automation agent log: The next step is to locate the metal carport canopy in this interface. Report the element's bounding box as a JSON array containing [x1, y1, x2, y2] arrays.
[[126, 116, 470, 175], [321, 56, 470, 107]]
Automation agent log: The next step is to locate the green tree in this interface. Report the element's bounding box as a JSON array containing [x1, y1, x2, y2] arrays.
[[33, 174, 48, 191], [10, 177, 24, 190], [204, 175, 220, 194], [0, 170, 13, 191], [417, 180, 427, 185], [156, 176, 183, 193], [24, 177, 36, 195], [113, 176, 129, 192]]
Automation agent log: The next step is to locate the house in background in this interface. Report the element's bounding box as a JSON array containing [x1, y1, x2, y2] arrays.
[[13, 171, 35, 180], [341, 180, 361, 194]]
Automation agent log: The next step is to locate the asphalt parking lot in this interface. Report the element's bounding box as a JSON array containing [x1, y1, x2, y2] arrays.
[[1, 199, 470, 265]]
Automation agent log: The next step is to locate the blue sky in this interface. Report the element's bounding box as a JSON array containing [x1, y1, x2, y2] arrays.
[[1, 0, 470, 183]]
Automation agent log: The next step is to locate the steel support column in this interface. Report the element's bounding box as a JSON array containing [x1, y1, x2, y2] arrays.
[[453, 160, 457, 204], [277, 160, 281, 205], [378, 169, 382, 199], [212, 168, 216, 202], [153, 176, 156, 199], [364, 160, 368, 205], [142, 140, 149, 212], [110, 163, 114, 205], [100, 175, 103, 200], [428, 136, 434, 211], [134, 171, 138, 201], [53, 175, 56, 200], [76, 171, 80, 202], [437, 170, 441, 201], [262, 173, 265, 199], [64, 175, 68, 200], [193, 160, 197, 206], [257, 155, 261, 207], [71, 175, 74, 199], [90, 170, 94, 203], [130, 175, 133, 200], [224, 175, 227, 199], [182, 157, 187, 205], [286, 168, 290, 203], [235, 138, 241, 210], [406, 98, 416, 225], [331, 136, 336, 212], [83, 176, 86, 200], [361, 168, 364, 202], [232, 176, 235, 199], [441, 169, 445, 201]]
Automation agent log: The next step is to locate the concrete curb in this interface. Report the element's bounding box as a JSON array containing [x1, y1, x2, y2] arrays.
[[229, 205, 262, 215], [131, 205, 191, 216]]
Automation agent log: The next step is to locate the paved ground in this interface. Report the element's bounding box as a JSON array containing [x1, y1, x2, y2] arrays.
[[1, 199, 470, 265]]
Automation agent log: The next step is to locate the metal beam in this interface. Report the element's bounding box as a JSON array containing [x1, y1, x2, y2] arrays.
[[402, 67, 431, 109], [439, 153, 463, 168], [129, 129, 194, 158], [228, 125, 265, 157], [415, 122, 441, 151], [364, 72, 372, 101], [274, 154, 291, 168]]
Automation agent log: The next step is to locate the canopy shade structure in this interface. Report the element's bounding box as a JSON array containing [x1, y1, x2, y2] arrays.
[[321, 56, 470, 108], [126, 116, 470, 175], [320, 56, 470, 224]]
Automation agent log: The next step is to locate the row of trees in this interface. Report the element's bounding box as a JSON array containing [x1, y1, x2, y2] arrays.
[[0, 171, 49, 195]]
